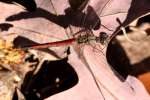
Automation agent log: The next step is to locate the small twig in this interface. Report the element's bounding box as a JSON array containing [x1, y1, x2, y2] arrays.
[[121, 26, 137, 44]]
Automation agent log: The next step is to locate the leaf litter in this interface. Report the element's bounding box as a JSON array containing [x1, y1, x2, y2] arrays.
[[0, 0, 150, 100]]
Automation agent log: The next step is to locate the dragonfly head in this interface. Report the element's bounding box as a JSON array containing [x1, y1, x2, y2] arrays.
[[96, 32, 109, 45]]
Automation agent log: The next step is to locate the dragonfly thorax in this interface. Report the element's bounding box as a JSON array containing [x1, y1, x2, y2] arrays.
[[76, 30, 95, 44]]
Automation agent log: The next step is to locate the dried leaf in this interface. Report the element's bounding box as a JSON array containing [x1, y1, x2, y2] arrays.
[[0, 0, 150, 100]]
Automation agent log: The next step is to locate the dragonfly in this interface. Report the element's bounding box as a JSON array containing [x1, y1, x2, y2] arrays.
[[10, 0, 120, 99], [19, 25, 110, 100], [17, 5, 111, 100], [21, 29, 109, 51], [19, 0, 112, 54]]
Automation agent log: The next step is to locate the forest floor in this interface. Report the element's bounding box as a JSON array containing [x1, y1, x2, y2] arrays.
[[107, 16, 150, 94]]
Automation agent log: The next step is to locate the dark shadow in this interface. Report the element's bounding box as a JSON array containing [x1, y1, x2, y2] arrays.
[[131, 57, 150, 76], [114, 1, 150, 38], [146, 28, 150, 36], [106, 38, 133, 79], [0, 23, 13, 31], [13, 36, 62, 59], [0, 0, 37, 12], [12, 88, 18, 100], [107, 35, 150, 80], [137, 14, 150, 26], [107, 13, 150, 81], [6, 6, 100, 30], [21, 58, 78, 100], [122, 0, 150, 26]]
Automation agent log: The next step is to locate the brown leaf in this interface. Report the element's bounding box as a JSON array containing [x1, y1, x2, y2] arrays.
[[0, 0, 150, 99]]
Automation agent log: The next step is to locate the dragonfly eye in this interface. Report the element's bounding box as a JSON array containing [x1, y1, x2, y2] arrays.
[[97, 32, 109, 45]]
